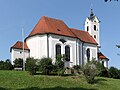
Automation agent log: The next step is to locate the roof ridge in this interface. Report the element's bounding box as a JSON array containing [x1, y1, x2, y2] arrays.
[[70, 28, 87, 33], [42, 16, 65, 23]]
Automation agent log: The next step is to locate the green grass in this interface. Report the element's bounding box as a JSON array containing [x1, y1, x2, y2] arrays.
[[0, 70, 120, 90]]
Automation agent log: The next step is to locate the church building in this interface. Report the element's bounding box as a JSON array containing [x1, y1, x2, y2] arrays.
[[10, 9, 109, 68]]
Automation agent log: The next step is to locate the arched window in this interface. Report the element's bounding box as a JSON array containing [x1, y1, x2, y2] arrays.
[[87, 26, 89, 31], [94, 25, 96, 30], [94, 35, 96, 39], [56, 44, 61, 56], [65, 45, 70, 61], [86, 48, 90, 62]]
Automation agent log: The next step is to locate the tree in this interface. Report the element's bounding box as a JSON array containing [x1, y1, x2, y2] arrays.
[[4, 59, 13, 70], [38, 57, 53, 75], [55, 55, 65, 75], [83, 59, 104, 84], [26, 57, 37, 75], [109, 66, 120, 79], [0, 59, 13, 70], [13, 58, 23, 68]]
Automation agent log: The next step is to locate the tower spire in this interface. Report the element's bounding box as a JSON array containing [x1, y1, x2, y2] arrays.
[[90, 8, 94, 17]]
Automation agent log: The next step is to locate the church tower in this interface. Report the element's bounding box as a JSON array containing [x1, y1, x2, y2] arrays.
[[84, 9, 100, 47]]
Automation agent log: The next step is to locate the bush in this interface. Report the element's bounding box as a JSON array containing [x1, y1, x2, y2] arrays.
[[26, 57, 37, 75], [55, 55, 65, 75], [13, 58, 23, 68], [0, 59, 13, 70], [73, 65, 81, 70], [83, 59, 104, 84], [4, 59, 13, 70], [109, 66, 120, 79], [38, 57, 53, 75], [73, 65, 82, 74], [98, 68, 109, 77]]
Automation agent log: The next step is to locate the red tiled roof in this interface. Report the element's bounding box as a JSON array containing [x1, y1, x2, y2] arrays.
[[28, 16, 76, 38], [27, 16, 97, 45], [10, 41, 30, 52], [98, 52, 109, 60], [70, 28, 97, 44]]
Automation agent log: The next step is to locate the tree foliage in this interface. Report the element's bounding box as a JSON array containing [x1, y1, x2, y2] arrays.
[[55, 55, 64, 70], [55, 55, 65, 75], [0, 59, 13, 70], [109, 66, 120, 79], [26, 57, 37, 75], [38, 57, 53, 75], [13, 58, 23, 68], [83, 59, 104, 84]]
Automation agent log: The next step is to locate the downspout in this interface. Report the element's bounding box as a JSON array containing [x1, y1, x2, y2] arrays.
[[82, 42, 84, 67], [47, 34, 49, 58], [76, 39, 77, 65]]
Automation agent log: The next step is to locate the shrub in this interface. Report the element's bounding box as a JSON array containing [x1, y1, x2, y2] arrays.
[[109, 66, 120, 79], [99, 69, 109, 77], [73, 65, 81, 70], [38, 57, 53, 75], [26, 57, 37, 75], [73, 65, 82, 75], [55, 55, 65, 75], [13, 58, 23, 68], [0, 59, 13, 70], [83, 59, 104, 84], [4, 59, 13, 70]]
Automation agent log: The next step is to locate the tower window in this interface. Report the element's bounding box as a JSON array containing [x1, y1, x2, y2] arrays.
[[20, 51, 22, 54], [87, 26, 89, 31], [94, 35, 96, 39], [94, 25, 96, 31]]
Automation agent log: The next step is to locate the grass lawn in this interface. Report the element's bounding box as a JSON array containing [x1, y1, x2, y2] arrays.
[[0, 70, 120, 90]]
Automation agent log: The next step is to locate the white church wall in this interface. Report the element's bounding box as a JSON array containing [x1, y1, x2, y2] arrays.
[[11, 49, 30, 65], [49, 34, 77, 67], [99, 59, 108, 68], [76, 40, 83, 66], [83, 43, 98, 64], [26, 35, 48, 59]]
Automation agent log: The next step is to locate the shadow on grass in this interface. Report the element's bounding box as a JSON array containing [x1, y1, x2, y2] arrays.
[[0, 87, 11, 90], [17, 86, 97, 90], [95, 78, 107, 83]]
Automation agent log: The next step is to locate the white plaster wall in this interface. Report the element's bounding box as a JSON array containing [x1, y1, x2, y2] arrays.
[[49, 34, 77, 67], [26, 34, 98, 67], [83, 43, 98, 65], [11, 49, 30, 65], [85, 17, 100, 46], [99, 59, 108, 68], [76, 40, 82, 66], [26, 35, 48, 59]]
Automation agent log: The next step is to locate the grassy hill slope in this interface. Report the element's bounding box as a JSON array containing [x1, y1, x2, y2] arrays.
[[0, 70, 120, 90]]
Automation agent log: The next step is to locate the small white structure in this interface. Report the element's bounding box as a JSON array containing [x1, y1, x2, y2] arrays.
[[10, 9, 109, 67]]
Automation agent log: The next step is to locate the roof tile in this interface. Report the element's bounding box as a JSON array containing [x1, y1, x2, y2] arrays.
[[27, 16, 97, 45], [98, 52, 109, 60], [70, 28, 97, 44], [11, 41, 30, 51], [29, 16, 76, 38]]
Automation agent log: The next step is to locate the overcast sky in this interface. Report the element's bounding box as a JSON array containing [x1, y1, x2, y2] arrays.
[[0, 0, 120, 68]]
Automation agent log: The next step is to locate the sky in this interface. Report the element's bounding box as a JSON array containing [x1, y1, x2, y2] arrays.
[[0, 0, 120, 68]]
